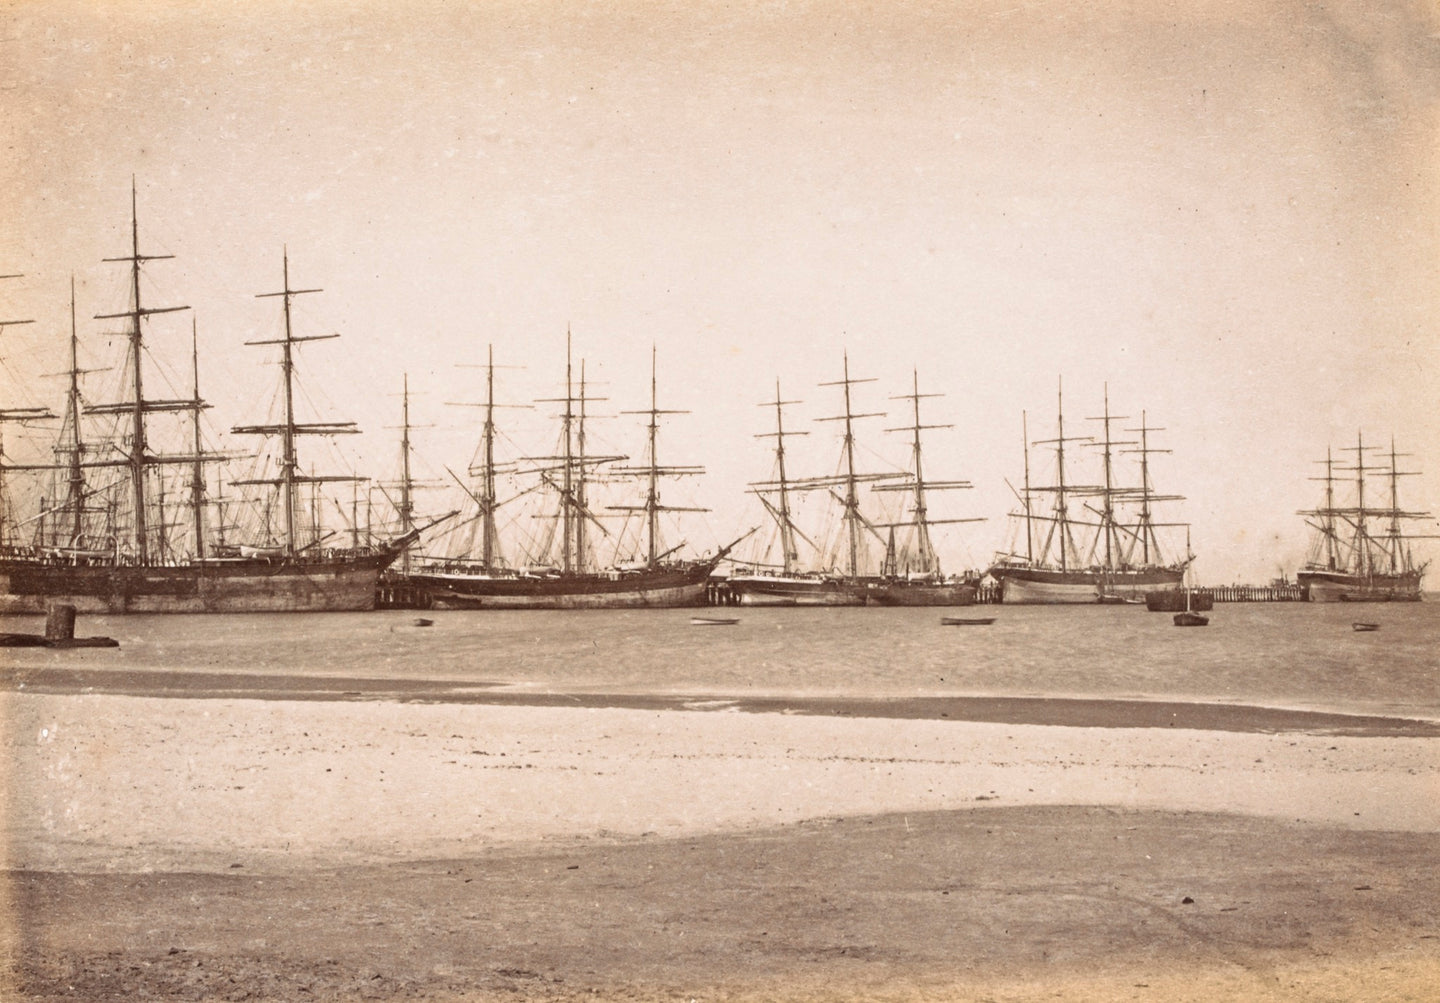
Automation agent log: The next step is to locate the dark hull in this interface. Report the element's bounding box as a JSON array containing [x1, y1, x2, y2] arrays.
[[0, 550, 400, 614], [864, 581, 977, 607], [408, 561, 717, 610]]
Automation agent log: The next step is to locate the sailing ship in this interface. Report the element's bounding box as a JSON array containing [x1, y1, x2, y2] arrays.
[[722, 376, 864, 606], [406, 342, 737, 609], [1296, 434, 1431, 602], [987, 383, 1188, 604], [863, 370, 983, 606], [727, 357, 980, 607], [0, 191, 421, 614]]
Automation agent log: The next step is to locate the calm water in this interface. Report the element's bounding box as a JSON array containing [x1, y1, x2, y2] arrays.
[[6, 600, 1439, 720]]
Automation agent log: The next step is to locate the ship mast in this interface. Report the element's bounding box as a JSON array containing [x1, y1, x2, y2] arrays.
[[0, 274, 48, 550], [1031, 379, 1093, 573], [64, 284, 87, 544], [614, 346, 705, 568], [1122, 411, 1164, 565], [480, 348, 498, 569], [89, 183, 193, 563], [233, 249, 360, 558], [1085, 386, 1133, 571], [1346, 432, 1374, 578], [752, 381, 809, 574], [397, 373, 415, 573], [874, 370, 979, 577], [816, 352, 885, 578], [1021, 410, 1033, 564], [188, 319, 207, 559]]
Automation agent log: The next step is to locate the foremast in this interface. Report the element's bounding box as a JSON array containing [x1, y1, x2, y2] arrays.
[[86, 185, 215, 564], [749, 381, 811, 574]]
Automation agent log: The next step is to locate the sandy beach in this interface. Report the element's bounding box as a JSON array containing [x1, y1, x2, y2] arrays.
[[4, 676, 1440, 1000]]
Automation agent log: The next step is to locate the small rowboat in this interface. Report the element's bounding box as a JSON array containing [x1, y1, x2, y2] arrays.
[[691, 616, 739, 626], [1351, 622, 1380, 632], [412, 617, 435, 627], [1173, 611, 1209, 627], [941, 616, 995, 626]]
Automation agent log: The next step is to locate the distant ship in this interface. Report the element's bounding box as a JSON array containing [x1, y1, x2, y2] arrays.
[[1296, 434, 1431, 602], [727, 357, 980, 607], [406, 342, 738, 609], [0, 190, 421, 614], [987, 383, 1188, 604]]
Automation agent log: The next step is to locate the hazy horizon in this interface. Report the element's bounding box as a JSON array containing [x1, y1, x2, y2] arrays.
[[4, 0, 1439, 584]]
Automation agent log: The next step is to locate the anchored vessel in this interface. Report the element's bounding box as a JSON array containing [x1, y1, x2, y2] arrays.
[[1296, 434, 1431, 602], [406, 342, 733, 609], [987, 384, 1188, 604], [728, 357, 979, 607], [0, 193, 418, 614]]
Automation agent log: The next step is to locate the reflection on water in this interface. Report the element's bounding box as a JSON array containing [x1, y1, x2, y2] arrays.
[[4, 601, 1438, 719]]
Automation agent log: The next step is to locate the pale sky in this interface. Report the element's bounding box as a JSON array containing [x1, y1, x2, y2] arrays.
[[3, 0, 1439, 583]]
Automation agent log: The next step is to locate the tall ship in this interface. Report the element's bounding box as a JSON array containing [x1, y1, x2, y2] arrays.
[[1296, 434, 1432, 602], [0, 191, 420, 614], [862, 370, 983, 606], [987, 383, 1188, 604], [727, 357, 980, 607], [406, 342, 737, 609]]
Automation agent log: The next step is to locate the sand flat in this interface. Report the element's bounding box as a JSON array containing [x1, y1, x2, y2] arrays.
[[4, 688, 1440, 1000]]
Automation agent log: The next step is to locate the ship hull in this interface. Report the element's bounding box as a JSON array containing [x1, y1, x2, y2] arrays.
[[1297, 569, 1423, 603], [409, 562, 716, 610], [989, 565, 1185, 605], [0, 552, 398, 614], [864, 581, 977, 607], [725, 575, 865, 607]]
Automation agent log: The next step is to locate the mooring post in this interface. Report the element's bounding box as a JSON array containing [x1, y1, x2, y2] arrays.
[[45, 602, 77, 641]]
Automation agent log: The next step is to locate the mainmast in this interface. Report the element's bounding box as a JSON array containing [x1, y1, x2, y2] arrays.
[[1346, 432, 1374, 578], [614, 346, 705, 568], [233, 249, 360, 558], [1085, 386, 1134, 571], [89, 183, 193, 563], [816, 352, 885, 578]]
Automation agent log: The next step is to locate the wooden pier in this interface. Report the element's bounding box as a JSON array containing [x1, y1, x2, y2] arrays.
[[1197, 584, 1306, 603]]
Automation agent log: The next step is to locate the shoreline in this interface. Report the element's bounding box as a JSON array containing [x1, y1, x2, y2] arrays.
[[6, 665, 1439, 737]]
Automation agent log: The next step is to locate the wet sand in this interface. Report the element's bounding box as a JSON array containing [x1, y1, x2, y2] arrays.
[[3, 673, 1439, 1000]]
